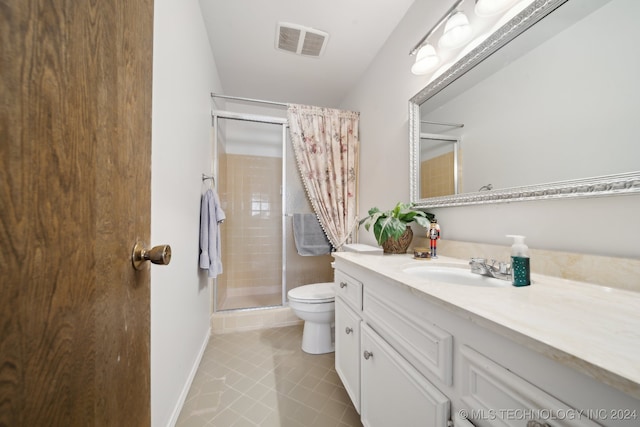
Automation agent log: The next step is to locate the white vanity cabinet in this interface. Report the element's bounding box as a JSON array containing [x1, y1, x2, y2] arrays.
[[333, 255, 640, 427], [335, 266, 451, 426]]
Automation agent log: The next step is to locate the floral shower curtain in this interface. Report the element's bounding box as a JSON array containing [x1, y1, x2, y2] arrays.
[[287, 104, 359, 250]]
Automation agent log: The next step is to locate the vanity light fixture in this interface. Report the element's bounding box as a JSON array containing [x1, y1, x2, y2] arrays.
[[409, 0, 466, 75], [410, 0, 523, 75], [438, 11, 473, 50], [474, 0, 519, 17]]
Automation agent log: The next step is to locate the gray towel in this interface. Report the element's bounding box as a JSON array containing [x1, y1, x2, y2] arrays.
[[292, 213, 332, 256], [200, 188, 226, 278]]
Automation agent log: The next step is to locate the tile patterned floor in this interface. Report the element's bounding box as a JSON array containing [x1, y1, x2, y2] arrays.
[[176, 325, 363, 427]]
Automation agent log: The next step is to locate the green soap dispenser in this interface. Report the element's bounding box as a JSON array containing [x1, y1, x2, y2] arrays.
[[507, 235, 530, 287]]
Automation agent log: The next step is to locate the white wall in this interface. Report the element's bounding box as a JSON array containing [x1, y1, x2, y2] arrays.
[[151, 1, 223, 425], [341, 0, 640, 259]]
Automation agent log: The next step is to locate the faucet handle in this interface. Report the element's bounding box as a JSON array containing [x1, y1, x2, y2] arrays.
[[498, 262, 511, 274]]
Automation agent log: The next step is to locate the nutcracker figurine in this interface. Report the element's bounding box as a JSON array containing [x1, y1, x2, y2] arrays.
[[428, 218, 440, 258]]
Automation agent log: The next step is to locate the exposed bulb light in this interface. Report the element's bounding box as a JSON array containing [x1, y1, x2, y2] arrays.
[[438, 11, 473, 50], [411, 44, 440, 75], [474, 0, 519, 17]]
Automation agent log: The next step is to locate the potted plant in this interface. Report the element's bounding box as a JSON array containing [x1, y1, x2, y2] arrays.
[[359, 202, 434, 254]]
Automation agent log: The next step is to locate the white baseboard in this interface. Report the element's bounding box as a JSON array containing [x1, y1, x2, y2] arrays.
[[166, 327, 211, 427]]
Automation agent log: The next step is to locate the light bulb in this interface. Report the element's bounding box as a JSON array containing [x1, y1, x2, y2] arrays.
[[411, 44, 440, 75], [438, 12, 473, 50]]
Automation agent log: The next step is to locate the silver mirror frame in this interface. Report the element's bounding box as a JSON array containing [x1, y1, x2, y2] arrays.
[[409, 0, 640, 208]]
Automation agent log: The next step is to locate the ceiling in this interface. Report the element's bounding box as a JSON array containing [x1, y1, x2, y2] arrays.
[[199, 0, 416, 108]]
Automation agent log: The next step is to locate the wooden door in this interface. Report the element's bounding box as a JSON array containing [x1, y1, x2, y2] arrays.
[[1, 0, 154, 425]]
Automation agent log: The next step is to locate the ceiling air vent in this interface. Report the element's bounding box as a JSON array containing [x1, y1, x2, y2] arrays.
[[276, 22, 329, 57]]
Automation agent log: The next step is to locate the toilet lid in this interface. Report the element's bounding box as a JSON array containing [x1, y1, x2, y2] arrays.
[[288, 282, 335, 303]]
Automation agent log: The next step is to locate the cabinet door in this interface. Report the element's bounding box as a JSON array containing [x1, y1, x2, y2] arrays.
[[460, 346, 601, 427], [335, 297, 361, 413], [361, 324, 450, 427]]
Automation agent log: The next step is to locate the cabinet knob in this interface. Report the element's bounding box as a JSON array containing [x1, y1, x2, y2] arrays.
[[340, 281, 348, 288], [345, 327, 353, 334], [363, 350, 373, 360]]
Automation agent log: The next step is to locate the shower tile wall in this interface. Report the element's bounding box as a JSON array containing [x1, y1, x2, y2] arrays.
[[218, 154, 283, 310], [215, 142, 334, 312]]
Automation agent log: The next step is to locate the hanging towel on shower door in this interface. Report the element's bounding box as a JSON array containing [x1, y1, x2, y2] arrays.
[[199, 188, 226, 278], [292, 213, 332, 256]]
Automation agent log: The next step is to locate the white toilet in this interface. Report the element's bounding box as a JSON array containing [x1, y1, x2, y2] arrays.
[[288, 282, 336, 354], [288, 244, 382, 354]]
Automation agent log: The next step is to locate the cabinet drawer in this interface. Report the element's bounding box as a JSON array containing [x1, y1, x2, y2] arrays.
[[335, 269, 363, 311], [335, 298, 361, 413], [460, 346, 600, 427], [364, 289, 453, 386]]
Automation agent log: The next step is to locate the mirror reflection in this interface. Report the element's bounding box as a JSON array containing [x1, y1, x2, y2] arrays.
[[410, 0, 640, 207], [418, 132, 460, 198]]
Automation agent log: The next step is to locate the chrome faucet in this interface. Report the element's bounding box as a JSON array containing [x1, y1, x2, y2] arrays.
[[469, 258, 512, 281]]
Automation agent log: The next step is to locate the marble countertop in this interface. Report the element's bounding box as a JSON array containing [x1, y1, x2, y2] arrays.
[[332, 252, 640, 400]]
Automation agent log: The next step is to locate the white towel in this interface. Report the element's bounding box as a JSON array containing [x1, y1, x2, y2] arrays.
[[200, 188, 226, 278], [292, 213, 332, 256]]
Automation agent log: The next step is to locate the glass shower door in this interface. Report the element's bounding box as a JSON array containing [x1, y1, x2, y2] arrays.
[[212, 113, 334, 312], [215, 116, 284, 311]]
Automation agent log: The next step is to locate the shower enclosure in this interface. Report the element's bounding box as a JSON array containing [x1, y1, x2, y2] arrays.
[[212, 111, 333, 312]]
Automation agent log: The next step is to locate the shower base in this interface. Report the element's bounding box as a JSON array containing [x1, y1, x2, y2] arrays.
[[218, 292, 282, 311], [210, 305, 301, 335]]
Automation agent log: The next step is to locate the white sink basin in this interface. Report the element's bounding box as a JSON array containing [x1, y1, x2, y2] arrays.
[[402, 266, 509, 287]]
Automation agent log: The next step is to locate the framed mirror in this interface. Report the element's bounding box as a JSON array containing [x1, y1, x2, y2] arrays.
[[409, 0, 640, 208]]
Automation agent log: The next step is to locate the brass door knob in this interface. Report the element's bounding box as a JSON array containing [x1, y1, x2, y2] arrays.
[[132, 242, 172, 270]]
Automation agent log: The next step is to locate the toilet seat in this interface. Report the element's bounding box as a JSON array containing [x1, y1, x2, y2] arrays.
[[288, 282, 335, 304]]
